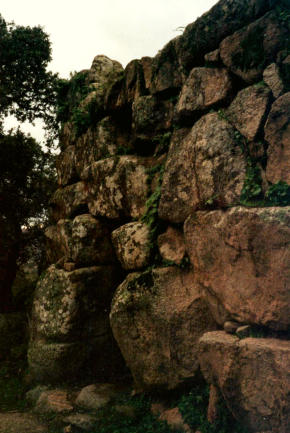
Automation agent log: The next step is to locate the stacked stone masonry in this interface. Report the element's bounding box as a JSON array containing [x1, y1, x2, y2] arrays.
[[29, 0, 290, 431]]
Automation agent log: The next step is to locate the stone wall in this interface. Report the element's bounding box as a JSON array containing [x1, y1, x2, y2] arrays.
[[28, 0, 290, 431]]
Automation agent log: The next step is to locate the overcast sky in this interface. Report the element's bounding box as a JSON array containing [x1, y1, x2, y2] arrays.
[[2, 0, 217, 141]]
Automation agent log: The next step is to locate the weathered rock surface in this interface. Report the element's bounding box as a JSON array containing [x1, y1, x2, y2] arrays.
[[226, 84, 272, 141], [111, 222, 151, 270], [159, 113, 246, 223], [263, 63, 285, 98], [110, 267, 217, 391], [63, 413, 97, 431], [184, 207, 290, 330], [114, 59, 146, 107], [49, 182, 88, 222], [199, 331, 290, 433], [132, 95, 174, 137], [157, 226, 185, 265], [150, 38, 184, 94], [87, 55, 124, 116], [89, 55, 123, 86], [75, 383, 122, 410], [175, 0, 276, 73], [74, 117, 130, 177], [46, 215, 115, 266], [82, 156, 152, 219], [159, 407, 192, 433], [28, 341, 85, 383], [32, 265, 120, 342], [45, 220, 71, 265], [56, 145, 78, 186], [35, 389, 73, 413], [176, 67, 233, 120], [204, 49, 220, 64], [220, 11, 288, 83], [265, 92, 290, 184], [59, 121, 77, 149]]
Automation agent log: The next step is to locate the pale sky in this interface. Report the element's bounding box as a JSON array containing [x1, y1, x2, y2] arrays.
[[1, 0, 218, 141]]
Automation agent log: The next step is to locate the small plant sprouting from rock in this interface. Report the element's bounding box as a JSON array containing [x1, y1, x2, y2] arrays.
[[240, 159, 263, 204], [153, 132, 172, 156], [141, 164, 165, 263], [266, 181, 290, 206]]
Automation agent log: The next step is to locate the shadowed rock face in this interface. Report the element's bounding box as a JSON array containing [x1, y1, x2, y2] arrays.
[[110, 267, 217, 391], [220, 10, 288, 83], [28, 265, 124, 383], [49, 182, 88, 222], [45, 215, 115, 267], [184, 207, 290, 330], [265, 92, 290, 184], [199, 331, 290, 433]]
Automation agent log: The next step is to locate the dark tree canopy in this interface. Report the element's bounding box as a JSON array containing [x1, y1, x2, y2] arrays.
[[0, 14, 58, 311], [0, 129, 56, 225], [0, 14, 58, 127]]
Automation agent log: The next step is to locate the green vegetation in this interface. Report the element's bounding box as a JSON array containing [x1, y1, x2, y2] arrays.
[[266, 181, 290, 206], [63, 385, 249, 433], [217, 109, 290, 207], [0, 14, 57, 127], [177, 385, 249, 433], [240, 159, 263, 203], [141, 164, 165, 261], [153, 132, 172, 156], [91, 393, 177, 433], [0, 130, 56, 312], [56, 71, 99, 137]]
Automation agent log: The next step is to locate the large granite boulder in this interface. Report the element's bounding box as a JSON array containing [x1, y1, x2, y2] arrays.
[[114, 59, 146, 108], [132, 95, 174, 137], [28, 341, 85, 384], [28, 264, 124, 384], [158, 113, 246, 223], [175, 0, 275, 73], [199, 331, 290, 433], [111, 222, 151, 270], [87, 55, 124, 116], [49, 182, 88, 222], [176, 67, 233, 121], [184, 207, 290, 330], [110, 267, 217, 391], [82, 156, 153, 219], [74, 117, 131, 177], [45, 215, 115, 267], [263, 63, 286, 98], [265, 92, 290, 184], [150, 38, 184, 94], [226, 84, 272, 141], [31, 265, 121, 342], [220, 10, 288, 83], [157, 226, 186, 265]]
